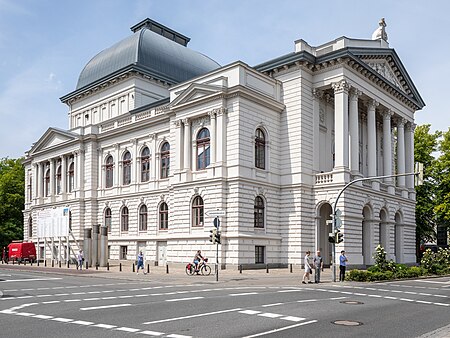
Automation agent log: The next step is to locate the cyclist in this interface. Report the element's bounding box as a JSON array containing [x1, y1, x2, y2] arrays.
[[193, 250, 204, 273]]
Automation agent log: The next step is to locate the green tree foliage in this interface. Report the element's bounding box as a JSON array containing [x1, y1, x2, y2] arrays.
[[434, 128, 450, 226], [0, 158, 25, 248], [414, 125, 441, 245]]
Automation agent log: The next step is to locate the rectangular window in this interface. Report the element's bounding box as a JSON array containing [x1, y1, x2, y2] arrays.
[[255, 246, 265, 264], [120, 246, 128, 260]]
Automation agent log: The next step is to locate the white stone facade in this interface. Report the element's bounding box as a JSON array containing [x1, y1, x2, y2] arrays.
[[23, 19, 424, 268]]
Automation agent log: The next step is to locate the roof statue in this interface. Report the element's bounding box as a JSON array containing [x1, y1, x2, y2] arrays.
[[371, 18, 388, 42]]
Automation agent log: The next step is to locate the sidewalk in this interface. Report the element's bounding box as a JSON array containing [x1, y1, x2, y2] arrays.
[[0, 260, 334, 286]]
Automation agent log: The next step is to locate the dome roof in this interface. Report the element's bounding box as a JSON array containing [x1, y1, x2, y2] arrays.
[[75, 25, 220, 90]]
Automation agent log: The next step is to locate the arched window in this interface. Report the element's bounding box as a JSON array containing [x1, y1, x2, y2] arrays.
[[122, 151, 132, 185], [192, 196, 204, 227], [105, 155, 114, 188], [139, 205, 148, 231], [28, 217, 33, 238], [121, 207, 129, 232], [254, 196, 265, 228], [141, 147, 151, 182], [255, 128, 266, 169], [56, 165, 62, 194], [196, 128, 210, 170], [105, 208, 112, 233], [68, 158, 75, 192], [159, 202, 168, 230], [160, 142, 170, 179], [27, 176, 32, 201], [44, 168, 50, 196]]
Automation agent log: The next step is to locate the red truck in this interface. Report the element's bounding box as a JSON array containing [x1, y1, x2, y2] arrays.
[[7, 241, 36, 263]]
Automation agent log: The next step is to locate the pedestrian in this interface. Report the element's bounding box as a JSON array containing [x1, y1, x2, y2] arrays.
[[136, 251, 146, 275], [77, 250, 84, 270], [339, 250, 348, 282], [302, 251, 313, 284], [313, 250, 324, 283]]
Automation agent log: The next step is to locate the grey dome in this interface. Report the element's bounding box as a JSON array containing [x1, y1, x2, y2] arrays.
[[76, 27, 220, 90]]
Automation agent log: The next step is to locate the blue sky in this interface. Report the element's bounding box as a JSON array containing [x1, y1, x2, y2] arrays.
[[0, 0, 449, 158]]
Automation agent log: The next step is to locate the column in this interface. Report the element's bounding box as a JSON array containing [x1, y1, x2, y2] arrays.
[[208, 112, 216, 165], [349, 88, 361, 174], [152, 135, 158, 180], [183, 118, 191, 170], [114, 144, 119, 186], [382, 110, 393, 186], [61, 156, 67, 195], [174, 119, 182, 172], [39, 162, 44, 198], [367, 99, 378, 177], [405, 122, 415, 189], [132, 139, 138, 184], [216, 107, 227, 165], [312, 89, 322, 173], [396, 118, 406, 188], [331, 80, 350, 170], [33, 163, 39, 200], [49, 159, 55, 196]]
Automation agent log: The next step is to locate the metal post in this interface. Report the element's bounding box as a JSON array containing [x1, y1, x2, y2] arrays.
[[266, 264, 269, 273], [239, 264, 242, 274], [119, 262, 122, 272], [290, 263, 293, 273], [216, 242, 219, 282], [132, 263, 135, 272], [166, 263, 169, 274], [99, 226, 108, 267], [147, 263, 150, 274], [107, 262, 109, 271]]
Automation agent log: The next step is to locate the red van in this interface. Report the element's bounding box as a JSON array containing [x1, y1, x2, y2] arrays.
[[7, 241, 36, 262]]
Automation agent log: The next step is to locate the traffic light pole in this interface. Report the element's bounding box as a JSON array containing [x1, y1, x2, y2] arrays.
[[331, 170, 420, 282]]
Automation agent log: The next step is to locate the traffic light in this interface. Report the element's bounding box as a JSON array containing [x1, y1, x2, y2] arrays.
[[209, 228, 217, 244], [334, 209, 342, 230], [336, 231, 344, 244], [216, 231, 221, 244], [328, 232, 336, 243]]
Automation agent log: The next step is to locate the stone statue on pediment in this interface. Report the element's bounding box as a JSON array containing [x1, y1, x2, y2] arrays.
[[372, 18, 388, 42]]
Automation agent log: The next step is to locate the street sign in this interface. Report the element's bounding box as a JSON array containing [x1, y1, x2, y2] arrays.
[[205, 210, 226, 217]]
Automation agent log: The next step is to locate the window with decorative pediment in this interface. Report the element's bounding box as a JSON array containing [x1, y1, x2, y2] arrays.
[[254, 196, 265, 228], [105, 155, 114, 188], [159, 202, 168, 230], [160, 142, 170, 179], [192, 196, 204, 227], [122, 151, 132, 185], [139, 204, 148, 231], [56, 165, 62, 194], [196, 128, 210, 170], [44, 167, 50, 197], [141, 147, 151, 182], [255, 128, 266, 170], [68, 157, 75, 192], [121, 207, 129, 232], [105, 208, 112, 233]]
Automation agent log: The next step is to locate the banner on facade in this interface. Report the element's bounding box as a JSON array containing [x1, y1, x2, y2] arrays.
[[37, 207, 70, 238]]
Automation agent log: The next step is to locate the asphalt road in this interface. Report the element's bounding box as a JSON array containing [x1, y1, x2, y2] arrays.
[[0, 268, 449, 338]]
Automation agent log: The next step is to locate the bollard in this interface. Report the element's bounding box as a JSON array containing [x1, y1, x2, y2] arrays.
[[52, 260, 54, 268], [24, 260, 26, 266], [67, 261, 70, 268], [59, 261, 61, 268], [18, 260, 20, 265], [96, 263, 99, 270], [13, 260, 15, 265], [86, 261, 88, 270], [37, 260, 39, 266], [266, 264, 269, 273], [44, 260, 47, 267], [166, 263, 169, 274], [290, 263, 293, 273], [107, 262, 109, 271], [31, 261, 33, 266], [132, 263, 135, 273], [119, 262, 122, 272], [239, 264, 243, 274], [147, 263, 150, 274]]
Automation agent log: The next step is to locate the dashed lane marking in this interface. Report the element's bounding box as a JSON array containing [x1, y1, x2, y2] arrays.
[[241, 320, 318, 338], [80, 304, 132, 311], [0, 278, 62, 283], [165, 296, 204, 302], [229, 292, 259, 296]]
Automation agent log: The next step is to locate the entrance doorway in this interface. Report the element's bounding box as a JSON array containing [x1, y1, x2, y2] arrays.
[[157, 241, 167, 266]]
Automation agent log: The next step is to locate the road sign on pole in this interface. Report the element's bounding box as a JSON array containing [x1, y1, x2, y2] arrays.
[[205, 210, 226, 217]]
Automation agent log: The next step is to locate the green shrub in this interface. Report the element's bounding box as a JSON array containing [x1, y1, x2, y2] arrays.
[[347, 269, 369, 281]]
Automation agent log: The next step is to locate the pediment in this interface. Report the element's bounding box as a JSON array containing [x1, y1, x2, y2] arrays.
[[171, 83, 224, 107], [362, 59, 405, 93], [29, 128, 80, 154]]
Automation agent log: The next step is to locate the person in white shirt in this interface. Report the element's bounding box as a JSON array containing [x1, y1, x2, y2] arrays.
[[302, 251, 313, 284]]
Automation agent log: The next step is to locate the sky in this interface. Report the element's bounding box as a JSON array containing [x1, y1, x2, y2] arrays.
[[0, 0, 449, 159]]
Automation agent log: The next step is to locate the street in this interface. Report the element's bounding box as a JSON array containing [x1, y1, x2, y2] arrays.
[[0, 267, 449, 337]]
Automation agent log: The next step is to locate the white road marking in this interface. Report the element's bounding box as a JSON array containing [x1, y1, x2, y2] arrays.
[[165, 296, 204, 302], [239, 310, 261, 315], [71, 320, 94, 325], [115, 327, 141, 332], [281, 316, 306, 322], [143, 308, 242, 325], [277, 290, 302, 293], [258, 313, 283, 318], [15, 312, 35, 317], [261, 303, 284, 307], [42, 301, 60, 304], [166, 335, 192, 338], [64, 299, 81, 302], [242, 320, 318, 338], [93, 324, 117, 329], [0, 278, 62, 283], [229, 292, 258, 296], [139, 330, 164, 336], [414, 280, 450, 284], [33, 314, 53, 319], [80, 304, 132, 311], [52, 317, 73, 323], [297, 299, 318, 303]]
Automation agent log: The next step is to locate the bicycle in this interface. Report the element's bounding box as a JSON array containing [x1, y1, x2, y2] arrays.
[[185, 258, 212, 276]]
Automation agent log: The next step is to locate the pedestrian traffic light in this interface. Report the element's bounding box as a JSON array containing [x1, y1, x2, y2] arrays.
[[337, 231, 344, 244], [328, 232, 336, 243], [216, 231, 221, 244], [209, 228, 217, 244]]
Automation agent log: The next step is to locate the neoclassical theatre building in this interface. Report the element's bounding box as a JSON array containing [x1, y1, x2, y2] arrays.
[[23, 18, 424, 267]]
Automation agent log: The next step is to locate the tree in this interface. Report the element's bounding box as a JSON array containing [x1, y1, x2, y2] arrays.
[[0, 158, 25, 249], [414, 125, 441, 257], [434, 128, 450, 226]]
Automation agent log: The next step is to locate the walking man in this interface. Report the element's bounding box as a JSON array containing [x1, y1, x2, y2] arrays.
[[302, 251, 313, 284], [339, 250, 348, 282], [313, 250, 323, 283], [77, 250, 84, 270], [136, 251, 146, 275]]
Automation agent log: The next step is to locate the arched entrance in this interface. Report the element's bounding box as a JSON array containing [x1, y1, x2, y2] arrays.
[[317, 203, 332, 266], [394, 212, 403, 263], [362, 206, 372, 266], [379, 209, 388, 254]]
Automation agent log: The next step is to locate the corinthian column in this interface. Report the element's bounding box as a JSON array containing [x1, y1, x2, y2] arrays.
[[349, 88, 361, 174], [208, 112, 216, 165], [331, 80, 350, 170], [183, 118, 191, 170], [405, 122, 415, 189], [396, 118, 406, 187], [382, 110, 393, 186], [367, 99, 378, 178]]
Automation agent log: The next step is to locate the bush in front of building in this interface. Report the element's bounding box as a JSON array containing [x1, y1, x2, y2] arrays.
[[420, 248, 450, 275]]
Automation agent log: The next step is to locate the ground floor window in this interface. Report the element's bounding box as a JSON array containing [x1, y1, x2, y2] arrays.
[[120, 246, 128, 260], [255, 246, 265, 264]]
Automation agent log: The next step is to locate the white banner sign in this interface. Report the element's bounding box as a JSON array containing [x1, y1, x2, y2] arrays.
[[37, 207, 70, 238]]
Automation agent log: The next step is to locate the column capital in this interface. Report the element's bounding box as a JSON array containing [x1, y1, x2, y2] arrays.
[[173, 119, 182, 128], [312, 88, 323, 99], [349, 87, 362, 100], [368, 99, 379, 110], [331, 80, 350, 94], [382, 109, 394, 120], [207, 111, 216, 119], [396, 117, 407, 127], [405, 122, 416, 132], [182, 117, 190, 125], [213, 107, 227, 116]]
